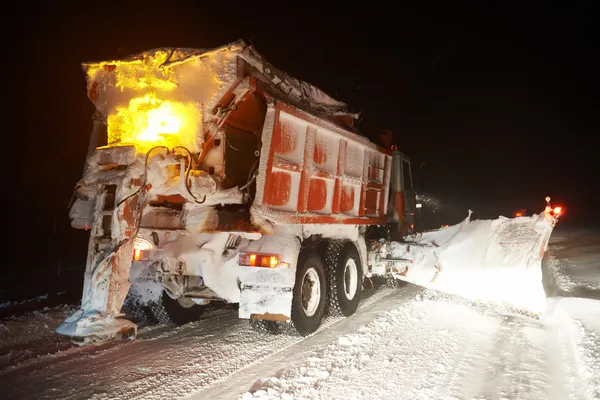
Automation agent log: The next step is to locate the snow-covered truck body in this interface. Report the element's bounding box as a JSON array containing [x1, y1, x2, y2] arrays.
[[58, 40, 417, 341]]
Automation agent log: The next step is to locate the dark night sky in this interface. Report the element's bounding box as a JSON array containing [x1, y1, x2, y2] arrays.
[[4, 2, 598, 293]]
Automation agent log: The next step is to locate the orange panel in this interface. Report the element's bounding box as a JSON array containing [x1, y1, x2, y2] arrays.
[[340, 186, 355, 213], [332, 139, 346, 215], [378, 156, 389, 216], [265, 171, 291, 206], [298, 126, 315, 213], [332, 179, 340, 214], [368, 165, 380, 181], [276, 102, 392, 156], [120, 194, 139, 238], [307, 179, 327, 211], [313, 140, 328, 165], [364, 190, 379, 215], [272, 119, 297, 155]]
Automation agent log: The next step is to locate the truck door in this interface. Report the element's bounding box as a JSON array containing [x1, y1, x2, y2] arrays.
[[401, 158, 417, 232], [390, 151, 417, 235]]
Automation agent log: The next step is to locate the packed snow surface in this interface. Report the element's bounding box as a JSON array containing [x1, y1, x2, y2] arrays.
[[240, 292, 600, 400], [1, 228, 599, 399]]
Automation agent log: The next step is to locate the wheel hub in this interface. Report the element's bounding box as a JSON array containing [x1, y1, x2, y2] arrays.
[[301, 267, 321, 317], [343, 258, 358, 300]]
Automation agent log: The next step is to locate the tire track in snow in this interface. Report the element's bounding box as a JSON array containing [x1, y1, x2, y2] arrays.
[[0, 284, 406, 400], [238, 288, 600, 400], [241, 291, 501, 400], [429, 316, 497, 400], [193, 285, 422, 400], [0, 306, 235, 378], [553, 314, 600, 400], [476, 316, 552, 399], [574, 323, 600, 399]]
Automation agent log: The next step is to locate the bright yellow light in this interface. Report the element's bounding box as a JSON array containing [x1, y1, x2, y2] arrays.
[[107, 94, 201, 152], [85, 49, 216, 153], [269, 256, 278, 268]]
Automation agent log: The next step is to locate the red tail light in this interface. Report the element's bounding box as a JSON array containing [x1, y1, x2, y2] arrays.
[[239, 253, 281, 268], [553, 206, 563, 216]]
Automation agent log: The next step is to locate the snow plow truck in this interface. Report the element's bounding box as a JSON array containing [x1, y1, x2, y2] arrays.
[[58, 40, 561, 343]]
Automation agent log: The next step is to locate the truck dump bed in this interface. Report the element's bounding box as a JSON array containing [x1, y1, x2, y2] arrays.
[[80, 40, 393, 233], [253, 102, 391, 227]]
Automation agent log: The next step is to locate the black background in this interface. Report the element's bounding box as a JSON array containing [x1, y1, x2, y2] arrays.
[[4, 2, 597, 301]]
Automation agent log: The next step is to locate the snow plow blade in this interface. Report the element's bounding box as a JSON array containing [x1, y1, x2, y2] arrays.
[[375, 202, 561, 318]]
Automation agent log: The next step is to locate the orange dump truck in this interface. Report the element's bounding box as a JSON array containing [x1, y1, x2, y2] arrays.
[[58, 40, 418, 342]]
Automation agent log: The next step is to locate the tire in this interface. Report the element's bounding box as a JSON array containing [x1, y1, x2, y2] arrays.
[[291, 248, 327, 336], [325, 241, 363, 317], [149, 291, 205, 327], [122, 294, 156, 326], [249, 319, 280, 334]]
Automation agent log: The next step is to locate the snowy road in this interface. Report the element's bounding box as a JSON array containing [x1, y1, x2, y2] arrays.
[[1, 227, 599, 400]]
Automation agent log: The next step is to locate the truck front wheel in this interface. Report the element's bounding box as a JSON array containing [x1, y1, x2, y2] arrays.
[[291, 249, 327, 336], [325, 242, 362, 317]]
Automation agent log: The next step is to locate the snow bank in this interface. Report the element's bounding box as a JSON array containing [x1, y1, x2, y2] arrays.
[[546, 297, 600, 333], [544, 297, 600, 398], [0, 304, 76, 348], [546, 246, 600, 295], [0, 294, 48, 309]]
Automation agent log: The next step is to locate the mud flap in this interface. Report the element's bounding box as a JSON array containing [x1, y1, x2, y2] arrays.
[[239, 268, 294, 321], [58, 181, 142, 341]]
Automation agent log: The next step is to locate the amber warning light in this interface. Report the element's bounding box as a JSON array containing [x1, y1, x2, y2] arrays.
[[239, 253, 287, 268], [133, 248, 150, 261]]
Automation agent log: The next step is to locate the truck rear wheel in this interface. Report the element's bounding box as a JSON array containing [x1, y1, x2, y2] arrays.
[[150, 291, 205, 327], [122, 294, 155, 326], [325, 241, 362, 317], [291, 249, 327, 336]]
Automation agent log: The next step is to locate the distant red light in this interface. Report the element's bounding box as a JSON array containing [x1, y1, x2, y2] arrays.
[[553, 206, 563, 215]]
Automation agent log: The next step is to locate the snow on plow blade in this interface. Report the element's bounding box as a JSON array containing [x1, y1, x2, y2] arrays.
[[376, 205, 560, 318]]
